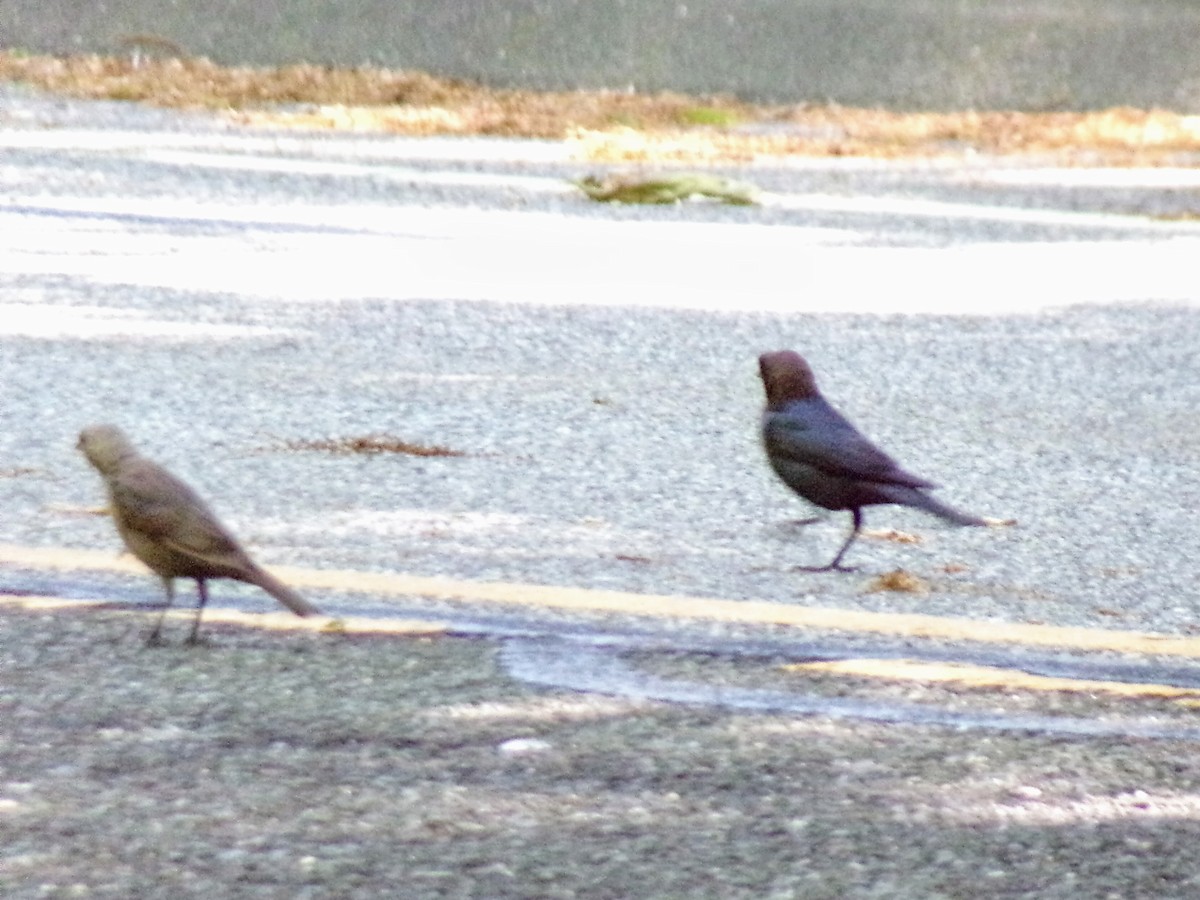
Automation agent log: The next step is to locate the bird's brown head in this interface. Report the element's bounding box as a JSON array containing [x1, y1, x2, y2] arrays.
[[758, 350, 820, 409], [77, 424, 138, 475]]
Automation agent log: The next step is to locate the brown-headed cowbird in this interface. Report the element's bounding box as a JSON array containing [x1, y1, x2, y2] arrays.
[[759, 350, 985, 571], [77, 424, 318, 643]]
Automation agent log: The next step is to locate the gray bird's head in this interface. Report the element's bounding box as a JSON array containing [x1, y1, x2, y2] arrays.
[[77, 424, 138, 475], [758, 350, 820, 409]]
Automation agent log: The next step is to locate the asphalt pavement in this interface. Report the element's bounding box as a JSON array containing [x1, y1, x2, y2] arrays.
[[3, 83, 1200, 632], [4, 85, 1200, 896], [10, 0, 1200, 109]]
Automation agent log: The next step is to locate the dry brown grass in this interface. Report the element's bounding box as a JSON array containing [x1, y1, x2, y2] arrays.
[[0, 50, 743, 136], [5, 50, 1200, 164]]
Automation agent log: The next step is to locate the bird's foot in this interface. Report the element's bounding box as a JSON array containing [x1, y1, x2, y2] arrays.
[[144, 630, 168, 648], [791, 563, 859, 573], [183, 633, 213, 649]]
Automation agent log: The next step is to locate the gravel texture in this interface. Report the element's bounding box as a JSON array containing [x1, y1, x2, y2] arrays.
[[4, 85, 1200, 896], [6, 605, 1200, 899]]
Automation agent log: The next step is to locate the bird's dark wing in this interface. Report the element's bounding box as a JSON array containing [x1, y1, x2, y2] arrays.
[[763, 398, 936, 489]]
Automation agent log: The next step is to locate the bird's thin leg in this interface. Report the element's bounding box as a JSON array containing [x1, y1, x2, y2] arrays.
[[787, 516, 824, 527], [185, 579, 209, 645], [146, 577, 174, 646], [795, 509, 862, 573]]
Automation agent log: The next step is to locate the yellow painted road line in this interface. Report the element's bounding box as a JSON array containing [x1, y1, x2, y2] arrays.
[[1, 542, 1197, 658], [784, 658, 1200, 700]]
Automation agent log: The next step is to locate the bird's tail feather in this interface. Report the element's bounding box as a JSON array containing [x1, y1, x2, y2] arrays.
[[248, 566, 320, 617], [890, 487, 988, 527]]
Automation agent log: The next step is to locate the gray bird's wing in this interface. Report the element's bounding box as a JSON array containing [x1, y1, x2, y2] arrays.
[[108, 459, 248, 565], [764, 398, 936, 489]]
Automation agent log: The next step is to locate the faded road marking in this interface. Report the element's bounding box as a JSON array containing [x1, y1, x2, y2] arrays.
[[2, 542, 1198, 658]]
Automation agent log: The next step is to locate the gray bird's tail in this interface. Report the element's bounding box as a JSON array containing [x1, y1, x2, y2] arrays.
[[246, 566, 320, 617], [887, 486, 988, 527]]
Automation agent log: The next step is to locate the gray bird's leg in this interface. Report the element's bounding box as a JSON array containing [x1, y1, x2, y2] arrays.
[[795, 508, 862, 573], [146, 577, 175, 646], [788, 516, 824, 527], [185, 579, 209, 646]]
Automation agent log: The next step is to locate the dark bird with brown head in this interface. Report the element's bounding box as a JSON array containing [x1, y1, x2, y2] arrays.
[[78, 424, 319, 644], [758, 350, 986, 571]]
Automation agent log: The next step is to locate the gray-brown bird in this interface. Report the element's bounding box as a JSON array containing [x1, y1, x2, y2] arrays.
[[77, 424, 318, 644], [759, 351, 986, 571]]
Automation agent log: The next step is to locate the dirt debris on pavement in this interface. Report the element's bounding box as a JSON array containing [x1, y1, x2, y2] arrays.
[[274, 434, 468, 458]]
